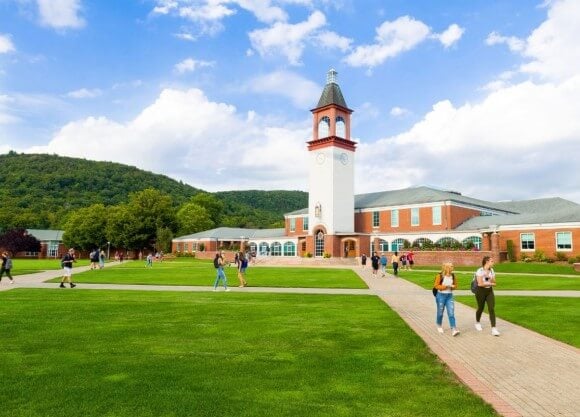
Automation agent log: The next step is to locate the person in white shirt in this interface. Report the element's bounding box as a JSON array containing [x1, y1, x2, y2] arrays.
[[474, 256, 500, 336]]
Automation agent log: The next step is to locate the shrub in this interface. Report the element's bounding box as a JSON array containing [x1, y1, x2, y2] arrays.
[[176, 252, 196, 258], [533, 249, 547, 262], [199, 243, 205, 252], [520, 254, 532, 262], [506, 240, 516, 262], [323, 252, 332, 258], [304, 252, 313, 258], [554, 252, 568, 262], [545, 257, 555, 263]]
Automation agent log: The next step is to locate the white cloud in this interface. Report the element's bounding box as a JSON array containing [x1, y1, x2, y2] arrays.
[[66, 88, 102, 99], [245, 70, 319, 107], [314, 30, 352, 52], [344, 16, 430, 68], [390, 106, 409, 117], [486, 31, 525, 52], [174, 58, 215, 74], [28, 88, 309, 191], [249, 10, 326, 65], [0, 34, 16, 53], [37, 0, 85, 29], [174, 31, 197, 41], [178, 3, 236, 22], [434, 23, 464, 48]]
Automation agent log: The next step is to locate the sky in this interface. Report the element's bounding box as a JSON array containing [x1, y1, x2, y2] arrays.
[[1, 0, 579, 203]]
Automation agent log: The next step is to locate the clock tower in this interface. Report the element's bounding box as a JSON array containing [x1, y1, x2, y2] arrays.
[[307, 69, 356, 256]]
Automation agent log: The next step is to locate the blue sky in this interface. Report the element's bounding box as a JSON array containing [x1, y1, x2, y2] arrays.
[[1, 0, 579, 203]]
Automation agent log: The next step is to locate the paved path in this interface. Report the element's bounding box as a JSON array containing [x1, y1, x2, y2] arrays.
[[356, 269, 580, 417], [1, 265, 579, 417]]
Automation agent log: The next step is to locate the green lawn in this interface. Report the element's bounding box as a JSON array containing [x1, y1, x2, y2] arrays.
[[455, 296, 580, 348], [48, 259, 368, 289], [7, 258, 91, 275], [398, 270, 580, 291], [0, 289, 498, 417]]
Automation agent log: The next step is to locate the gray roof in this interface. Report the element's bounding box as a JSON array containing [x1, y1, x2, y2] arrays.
[[285, 208, 308, 216], [175, 227, 286, 241], [354, 186, 515, 213], [27, 229, 64, 241], [456, 206, 580, 230], [493, 197, 580, 214], [315, 82, 349, 109]]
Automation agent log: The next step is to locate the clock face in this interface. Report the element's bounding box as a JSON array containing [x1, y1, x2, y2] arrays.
[[316, 153, 326, 164], [340, 152, 349, 165]]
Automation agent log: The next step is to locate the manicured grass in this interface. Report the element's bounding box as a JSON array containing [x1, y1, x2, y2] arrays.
[[412, 262, 579, 275], [398, 270, 580, 291], [455, 296, 580, 348], [48, 259, 368, 289], [0, 289, 498, 417], [6, 258, 91, 275]]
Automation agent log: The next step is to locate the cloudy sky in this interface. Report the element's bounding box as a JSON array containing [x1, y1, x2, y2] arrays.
[[1, 0, 579, 203]]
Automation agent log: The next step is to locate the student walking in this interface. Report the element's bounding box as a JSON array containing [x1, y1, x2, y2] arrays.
[[370, 252, 380, 276], [60, 248, 77, 288], [407, 250, 415, 270], [213, 252, 229, 291], [474, 256, 499, 336], [0, 252, 14, 284], [237, 251, 248, 287], [433, 262, 460, 336], [380, 253, 388, 277], [361, 253, 367, 269], [391, 251, 400, 276], [99, 250, 106, 269], [145, 253, 153, 268]]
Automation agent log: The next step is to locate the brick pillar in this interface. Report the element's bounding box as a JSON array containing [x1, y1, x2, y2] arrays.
[[491, 232, 500, 261]]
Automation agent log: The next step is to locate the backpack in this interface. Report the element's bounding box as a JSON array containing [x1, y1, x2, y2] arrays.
[[213, 257, 220, 269], [432, 272, 455, 296], [470, 272, 478, 294]]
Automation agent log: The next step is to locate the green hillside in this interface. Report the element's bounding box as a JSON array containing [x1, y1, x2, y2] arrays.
[[0, 152, 308, 230]]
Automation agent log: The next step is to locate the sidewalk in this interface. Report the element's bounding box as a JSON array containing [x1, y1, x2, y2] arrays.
[[356, 268, 580, 417]]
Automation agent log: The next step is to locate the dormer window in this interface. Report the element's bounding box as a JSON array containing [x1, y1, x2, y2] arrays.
[[318, 116, 330, 138]]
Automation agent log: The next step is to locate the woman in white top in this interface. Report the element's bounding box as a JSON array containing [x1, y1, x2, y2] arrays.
[[474, 256, 500, 336], [433, 262, 460, 336]]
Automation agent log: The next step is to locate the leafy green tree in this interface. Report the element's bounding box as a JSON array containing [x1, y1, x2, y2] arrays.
[[0, 228, 41, 255], [191, 193, 224, 225], [176, 203, 214, 235], [62, 204, 108, 250], [156, 227, 174, 253]]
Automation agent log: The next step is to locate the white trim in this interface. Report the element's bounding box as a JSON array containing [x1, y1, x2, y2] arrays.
[[492, 223, 580, 231], [555, 231, 573, 252], [357, 200, 509, 215], [520, 232, 535, 251]]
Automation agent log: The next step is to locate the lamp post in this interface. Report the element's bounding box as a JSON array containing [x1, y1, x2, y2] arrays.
[[107, 241, 110, 260]]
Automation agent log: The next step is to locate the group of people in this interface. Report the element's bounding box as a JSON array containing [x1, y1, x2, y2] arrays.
[[361, 250, 415, 276], [213, 251, 251, 291], [433, 256, 499, 337], [89, 249, 106, 270]]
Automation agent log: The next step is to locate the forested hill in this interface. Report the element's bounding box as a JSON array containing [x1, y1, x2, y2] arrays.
[[0, 152, 308, 230]]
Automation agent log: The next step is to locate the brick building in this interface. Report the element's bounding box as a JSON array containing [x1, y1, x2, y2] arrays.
[[173, 70, 580, 263]]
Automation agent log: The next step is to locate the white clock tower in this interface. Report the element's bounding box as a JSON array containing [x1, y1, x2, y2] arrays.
[[307, 69, 355, 255]]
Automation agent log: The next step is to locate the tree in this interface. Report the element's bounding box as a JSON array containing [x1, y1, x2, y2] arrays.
[[156, 227, 173, 253], [62, 204, 109, 250], [0, 228, 41, 255], [176, 203, 214, 235], [191, 193, 224, 225]]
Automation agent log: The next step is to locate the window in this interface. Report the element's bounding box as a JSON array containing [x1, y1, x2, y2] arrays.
[[391, 238, 407, 252], [391, 209, 399, 227], [271, 242, 282, 256], [412, 237, 433, 249], [462, 236, 482, 250], [556, 232, 572, 251], [432, 206, 442, 225], [249, 242, 257, 255], [315, 231, 324, 257], [372, 211, 380, 228], [379, 239, 389, 251], [318, 116, 330, 138], [303, 216, 309, 231], [183, 242, 189, 252], [521, 233, 535, 250], [259, 242, 269, 256], [411, 208, 420, 226], [336, 116, 346, 138], [283, 242, 296, 256], [289, 218, 296, 232], [48, 241, 59, 258]]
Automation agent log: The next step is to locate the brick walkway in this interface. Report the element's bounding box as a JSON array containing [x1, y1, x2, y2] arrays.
[[2, 265, 579, 416], [356, 268, 580, 417]]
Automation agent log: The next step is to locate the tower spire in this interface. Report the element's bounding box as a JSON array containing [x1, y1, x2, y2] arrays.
[[326, 68, 338, 84]]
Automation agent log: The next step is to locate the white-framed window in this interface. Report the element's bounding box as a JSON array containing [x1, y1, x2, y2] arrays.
[[379, 239, 389, 251], [48, 241, 59, 257], [183, 242, 189, 252], [372, 211, 380, 228], [391, 209, 399, 227], [391, 238, 407, 252], [520, 233, 535, 250], [432, 206, 442, 225], [318, 116, 330, 138], [303, 216, 309, 231], [315, 231, 324, 257], [289, 218, 296, 232], [249, 242, 257, 255], [462, 236, 482, 250], [336, 116, 346, 138], [556, 232, 572, 251], [271, 242, 282, 256], [411, 208, 420, 226], [259, 242, 269, 256], [283, 242, 296, 256]]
